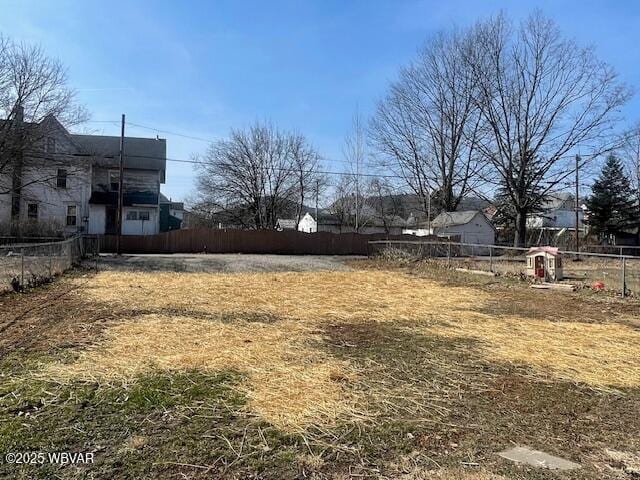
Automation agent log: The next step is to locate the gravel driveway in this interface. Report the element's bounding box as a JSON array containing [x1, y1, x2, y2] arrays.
[[93, 253, 361, 273]]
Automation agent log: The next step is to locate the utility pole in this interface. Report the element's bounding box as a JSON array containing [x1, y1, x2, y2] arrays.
[[427, 187, 431, 235], [355, 159, 360, 233], [315, 177, 319, 231], [116, 114, 125, 255], [575, 154, 580, 260]]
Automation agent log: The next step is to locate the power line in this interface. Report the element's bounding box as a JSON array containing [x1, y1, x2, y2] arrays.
[[52, 150, 400, 179], [24, 149, 604, 185], [125, 121, 218, 144], [123, 120, 383, 168], [88, 118, 607, 172]]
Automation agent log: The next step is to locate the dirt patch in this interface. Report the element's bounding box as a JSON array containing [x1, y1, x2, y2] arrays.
[[0, 272, 117, 355], [95, 253, 359, 273], [321, 318, 640, 478]]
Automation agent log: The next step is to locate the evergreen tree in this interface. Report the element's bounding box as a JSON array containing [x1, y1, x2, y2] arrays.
[[586, 155, 638, 238], [492, 171, 545, 231]]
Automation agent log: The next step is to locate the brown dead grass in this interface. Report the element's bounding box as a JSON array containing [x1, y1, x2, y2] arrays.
[[41, 268, 640, 431], [46, 313, 360, 430], [75, 270, 482, 322], [422, 312, 640, 389]]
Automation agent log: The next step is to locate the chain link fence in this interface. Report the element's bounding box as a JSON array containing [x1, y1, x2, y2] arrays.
[[369, 240, 640, 297], [0, 235, 99, 294]]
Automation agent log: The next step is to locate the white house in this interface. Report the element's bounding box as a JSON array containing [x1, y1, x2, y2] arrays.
[[430, 210, 496, 245], [0, 114, 92, 235], [526, 192, 585, 231], [0, 110, 167, 236], [276, 213, 317, 233]]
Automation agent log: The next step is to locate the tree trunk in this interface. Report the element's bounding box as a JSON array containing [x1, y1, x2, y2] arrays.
[[514, 209, 527, 248]]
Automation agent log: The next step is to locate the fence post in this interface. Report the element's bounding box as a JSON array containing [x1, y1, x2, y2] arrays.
[[621, 257, 626, 298], [447, 241, 451, 268], [48, 244, 52, 278], [20, 248, 24, 288], [489, 246, 493, 272]]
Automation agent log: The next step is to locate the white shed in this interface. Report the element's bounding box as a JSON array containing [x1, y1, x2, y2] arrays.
[[431, 210, 496, 245]]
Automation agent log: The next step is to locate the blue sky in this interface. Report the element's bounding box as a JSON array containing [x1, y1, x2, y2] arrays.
[[2, 0, 640, 201]]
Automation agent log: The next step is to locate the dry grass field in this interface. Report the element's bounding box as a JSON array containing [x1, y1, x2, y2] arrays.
[[1, 255, 639, 479]]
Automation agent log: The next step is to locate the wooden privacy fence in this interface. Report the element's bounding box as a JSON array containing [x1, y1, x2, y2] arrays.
[[99, 229, 437, 255]]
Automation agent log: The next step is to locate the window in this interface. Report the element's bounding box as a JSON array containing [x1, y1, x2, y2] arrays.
[[126, 210, 150, 221], [109, 171, 120, 191], [45, 137, 56, 153], [66, 205, 77, 226], [27, 203, 38, 219], [56, 169, 67, 189]]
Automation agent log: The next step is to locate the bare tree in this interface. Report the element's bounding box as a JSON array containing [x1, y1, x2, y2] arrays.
[[342, 110, 369, 231], [194, 123, 322, 229], [621, 123, 640, 210], [466, 12, 631, 246], [0, 35, 88, 231], [370, 27, 486, 227], [327, 174, 357, 232], [366, 176, 404, 233], [289, 133, 324, 229]]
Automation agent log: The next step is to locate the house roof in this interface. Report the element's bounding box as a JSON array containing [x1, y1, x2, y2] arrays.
[[527, 246, 560, 256], [71, 134, 166, 181], [431, 210, 481, 228], [540, 192, 574, 210], [159, 193, 184, 210]]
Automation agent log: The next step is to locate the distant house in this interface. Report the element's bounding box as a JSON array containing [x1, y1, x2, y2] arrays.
[[317, 211, 406, 235], [276, 213, 317, 233], [526, 192, 584, 231], [403, 213, 431, 236], [0, 112, 92, 236], [159, 193, 184, 232], [611, 226, 640, 246], [73, 134, 166, 236], [0, 109, 167, 236], [430, 210, 495, 245]]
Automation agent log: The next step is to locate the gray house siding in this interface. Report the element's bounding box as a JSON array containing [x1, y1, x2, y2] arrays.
[[431, 211, 496, 245]]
